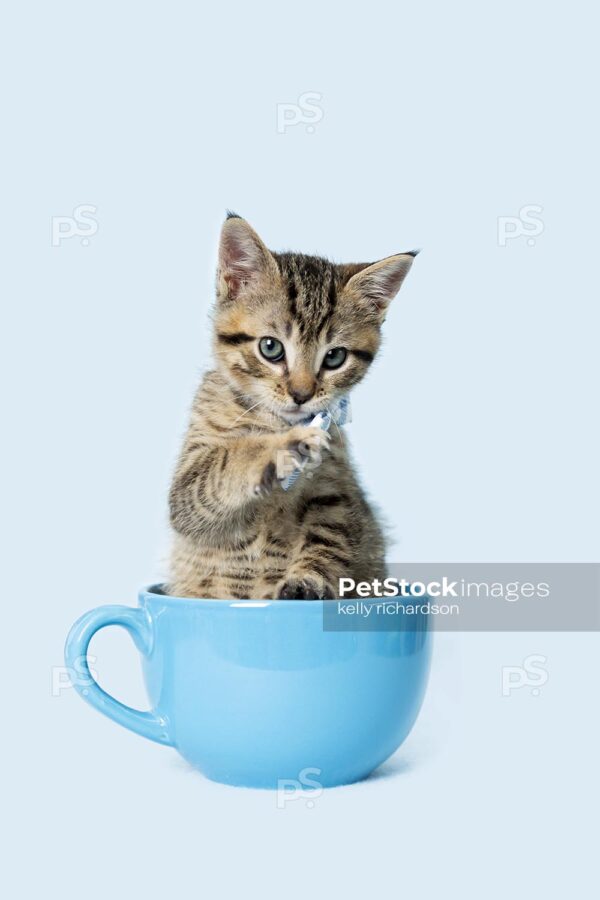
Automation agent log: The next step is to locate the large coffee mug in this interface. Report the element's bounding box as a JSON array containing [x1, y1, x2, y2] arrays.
[[65, 585, 432, 789]]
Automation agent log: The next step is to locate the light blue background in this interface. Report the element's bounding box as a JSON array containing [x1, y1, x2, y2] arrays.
[[1, 1, 598, 898]]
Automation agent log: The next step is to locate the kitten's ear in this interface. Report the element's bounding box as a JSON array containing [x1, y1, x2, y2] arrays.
[[345, 251, 418, 317], [217, 214, 278, 302]]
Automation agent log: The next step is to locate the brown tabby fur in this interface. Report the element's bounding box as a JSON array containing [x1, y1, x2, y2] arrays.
[[168, 215, 417, 599]]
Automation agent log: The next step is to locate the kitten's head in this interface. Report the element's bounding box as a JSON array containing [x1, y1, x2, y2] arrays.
[[213, 214, 417, 422]]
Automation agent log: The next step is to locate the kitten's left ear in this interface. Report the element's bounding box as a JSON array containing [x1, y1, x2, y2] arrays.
[[345, 251, 419, 317]]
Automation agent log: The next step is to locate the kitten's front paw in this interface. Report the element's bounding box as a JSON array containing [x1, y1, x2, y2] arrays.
[[277, 575, 336, 601], [253, 427, 331, 498], [284, 425, 331, 474]]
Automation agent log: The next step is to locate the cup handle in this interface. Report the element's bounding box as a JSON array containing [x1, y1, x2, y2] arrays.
[[64, 605, 172, 746]]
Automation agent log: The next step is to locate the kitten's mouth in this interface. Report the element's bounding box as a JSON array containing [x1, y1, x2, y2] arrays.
[[279, 406, 315, 424]]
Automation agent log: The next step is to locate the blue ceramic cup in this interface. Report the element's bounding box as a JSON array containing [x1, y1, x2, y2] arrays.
[[65, 586, 432, 788]]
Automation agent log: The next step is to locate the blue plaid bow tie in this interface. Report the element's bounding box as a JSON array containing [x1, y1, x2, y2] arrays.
[[281, 396, 351, 491]]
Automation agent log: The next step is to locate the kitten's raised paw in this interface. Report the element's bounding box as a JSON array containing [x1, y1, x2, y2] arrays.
[[253, 427, 330, 498], [285, 425, 331, 471], [277, 576, 335, 601]]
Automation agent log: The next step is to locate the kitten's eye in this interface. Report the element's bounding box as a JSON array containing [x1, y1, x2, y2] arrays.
[[322, 347, 347, 370], [259, 336, 285, 362]]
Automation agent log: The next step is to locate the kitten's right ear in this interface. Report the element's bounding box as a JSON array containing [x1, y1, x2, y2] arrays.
[[217, 215, 277, 302]]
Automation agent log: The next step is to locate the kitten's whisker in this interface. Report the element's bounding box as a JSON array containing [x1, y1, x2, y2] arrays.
[[231, 399, 265, 427]]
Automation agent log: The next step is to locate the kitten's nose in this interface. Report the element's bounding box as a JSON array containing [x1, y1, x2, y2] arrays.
[[289, 385, 315, 406]]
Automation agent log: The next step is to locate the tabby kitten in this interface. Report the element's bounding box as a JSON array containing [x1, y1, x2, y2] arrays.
[[168, 215, 417, 600]]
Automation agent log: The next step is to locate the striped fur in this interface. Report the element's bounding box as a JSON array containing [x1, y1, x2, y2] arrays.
[[168, 216, 417, 599]]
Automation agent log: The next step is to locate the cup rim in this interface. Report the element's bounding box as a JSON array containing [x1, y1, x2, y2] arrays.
[[141, 583, 337, 609]]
